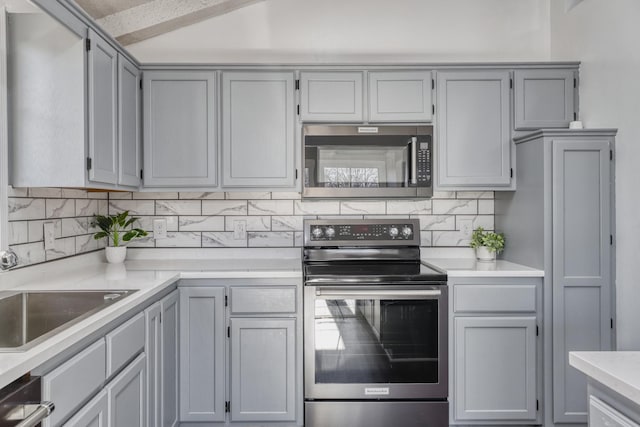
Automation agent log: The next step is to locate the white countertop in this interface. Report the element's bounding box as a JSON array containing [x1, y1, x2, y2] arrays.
[[570, 351, 640, 406], [422, 258, 544, 277], [0, 250, 302, 389]]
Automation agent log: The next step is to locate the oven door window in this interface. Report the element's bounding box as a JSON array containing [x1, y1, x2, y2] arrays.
[[305, 145, 408, 188], [314, 296, 439, 384]]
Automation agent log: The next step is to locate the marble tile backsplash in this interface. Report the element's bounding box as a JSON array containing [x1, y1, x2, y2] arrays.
[[7, 187, 495, 268]]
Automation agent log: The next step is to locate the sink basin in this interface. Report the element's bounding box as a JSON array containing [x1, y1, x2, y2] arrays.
[[0, 290, 137, 352]]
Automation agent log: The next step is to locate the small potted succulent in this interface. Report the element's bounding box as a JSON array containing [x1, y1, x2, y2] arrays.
[[470, 227, 505, 261], [92, 211, 148, 263]]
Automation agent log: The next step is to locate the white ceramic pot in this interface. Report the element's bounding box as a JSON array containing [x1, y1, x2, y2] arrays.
[[105, 246, 127, 264], [475, 246, 496, 262]]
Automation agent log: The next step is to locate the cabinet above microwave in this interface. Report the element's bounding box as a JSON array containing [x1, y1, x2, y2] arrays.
[[302, 125, 433, 199]]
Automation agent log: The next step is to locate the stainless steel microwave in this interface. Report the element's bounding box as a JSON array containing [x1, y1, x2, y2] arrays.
[[303, 125, 433, 199]]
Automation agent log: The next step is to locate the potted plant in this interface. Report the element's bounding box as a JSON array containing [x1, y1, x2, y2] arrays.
[[469, 227, 505, 261], [92, 211, 148, 263]]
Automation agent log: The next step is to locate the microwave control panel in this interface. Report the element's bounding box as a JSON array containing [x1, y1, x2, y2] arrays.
[[416, 139, 432, 186]]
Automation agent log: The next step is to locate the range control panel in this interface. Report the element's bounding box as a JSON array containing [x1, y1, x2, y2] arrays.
[[305, 219, 420, 246]]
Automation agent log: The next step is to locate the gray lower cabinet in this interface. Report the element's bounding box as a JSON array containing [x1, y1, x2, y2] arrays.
[[590, 396, 640, 427], [146, 291, 179, 427], [143, 71, 217, 187], [63, 390, 108, 427], [300, 71, 364, 122], [496, 129, 616, 426], [179, 279, 302, 426], [368, 71, 433, 122], [454, 316, 537, 421], [107, 353, 146, 427], [221, 72, 296, 188], [449, 278, 542, 425], [230, 318, 296, 422], [514, 69, 576, 130], [179, 287, 226, 422], [87, 29, 118, 186], [436, 70, 512, 190]]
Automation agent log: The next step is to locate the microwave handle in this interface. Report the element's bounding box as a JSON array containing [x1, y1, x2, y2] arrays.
[[410, 137, 418, 185]]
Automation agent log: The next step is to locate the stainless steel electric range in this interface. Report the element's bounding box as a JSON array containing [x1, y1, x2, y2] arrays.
[[303, 219, 449, 427]]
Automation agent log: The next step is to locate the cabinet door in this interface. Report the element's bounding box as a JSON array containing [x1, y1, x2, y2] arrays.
[[514, 69, 576, 129], [300, 72, 364, 122], [590, 396, 640, 427], [108, 353, 146, 427], [436, 71, 511, 188], [118, 55, 141, 187], [230, 318, 296, 422], [145, 302, 161, 427], [552, 139, 612, 423], [368, 71, 433, 122], [454, 316, 537, 421], [87, 29, 118, 185], [62, 390, 108, 427], [179, 287, 225, 422], [161, 291, 179, 427], [221, 72, 296, 188], [143, 71, 217, 187]]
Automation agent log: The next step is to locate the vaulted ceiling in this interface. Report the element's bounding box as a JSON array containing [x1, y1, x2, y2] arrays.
[[74, 0, 265, 45]]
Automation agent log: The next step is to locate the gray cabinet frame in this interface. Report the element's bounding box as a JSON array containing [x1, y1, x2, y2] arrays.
[[117, 55, 141, 187]]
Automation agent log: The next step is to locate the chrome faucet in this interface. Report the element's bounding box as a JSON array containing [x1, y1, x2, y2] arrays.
[[0, 248, 18, 270]]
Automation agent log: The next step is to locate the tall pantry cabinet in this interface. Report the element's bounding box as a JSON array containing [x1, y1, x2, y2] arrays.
[[495, 129, 616, 426]]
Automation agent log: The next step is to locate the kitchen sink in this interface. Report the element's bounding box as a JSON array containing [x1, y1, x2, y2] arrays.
[[0, 290, 137, 352]]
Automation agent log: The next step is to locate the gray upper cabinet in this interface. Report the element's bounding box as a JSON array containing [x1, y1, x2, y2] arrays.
[[552, 138, 612, 423], [514, 69, 576, 130], [117, 55, 141, 187], [230, 318, 296, 422], [179, 287, 225, 422], [368, 71, 433, 122], [87, 29, 119, 186], [300, 71, 364, 122], [221, 72, 296, 188], [436, 70, 512, 189], [143, 71, 217, 188]]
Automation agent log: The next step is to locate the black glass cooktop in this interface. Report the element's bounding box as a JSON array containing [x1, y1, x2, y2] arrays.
[[304, 261, 447, 285]]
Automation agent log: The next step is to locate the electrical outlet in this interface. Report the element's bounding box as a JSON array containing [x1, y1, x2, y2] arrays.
[[43, 222, 56, 250], [233, 220, 247, 240], [153, 218, 167, 239], [459, 219, 473, 239]]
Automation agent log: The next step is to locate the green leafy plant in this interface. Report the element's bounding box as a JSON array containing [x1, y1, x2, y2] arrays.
[[469, 227, 505, 253], [92, 211, 148, 247]]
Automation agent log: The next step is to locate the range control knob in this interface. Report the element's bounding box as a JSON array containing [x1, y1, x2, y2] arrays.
[[311, 227, 323, 239], [325, 227, 336, 238], [402, 226, 413, 238], [389, 227, 399, 238]]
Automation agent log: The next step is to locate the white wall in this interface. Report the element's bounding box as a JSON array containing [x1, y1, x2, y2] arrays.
[[128, 0, 551, 63], [551, 0, 640, 350]]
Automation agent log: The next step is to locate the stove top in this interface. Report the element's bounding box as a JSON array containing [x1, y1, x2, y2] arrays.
[[303, 219, 447, 285]]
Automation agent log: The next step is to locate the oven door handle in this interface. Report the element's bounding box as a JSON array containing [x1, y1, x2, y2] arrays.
[[315, 289, 441, 299]]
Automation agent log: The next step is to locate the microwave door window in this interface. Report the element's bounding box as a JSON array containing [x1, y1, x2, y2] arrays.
[[315, 146, 408, 188]]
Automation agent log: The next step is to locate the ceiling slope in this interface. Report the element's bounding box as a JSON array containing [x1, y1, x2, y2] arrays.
[[76, 0, 265, 45]]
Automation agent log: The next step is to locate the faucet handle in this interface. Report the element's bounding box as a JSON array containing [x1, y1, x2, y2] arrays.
[[0, 248, 18, 270]]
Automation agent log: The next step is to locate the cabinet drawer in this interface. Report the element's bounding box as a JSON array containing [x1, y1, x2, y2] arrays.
[[106, 312, 145, 378], [230, 286, 296, 314], [454, 284, 537, 313], [43, 339, 106, 427], [590, 396, 640, 427]]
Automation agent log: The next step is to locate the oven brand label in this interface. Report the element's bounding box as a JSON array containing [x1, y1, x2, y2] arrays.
[[365, 387, 390, 395]]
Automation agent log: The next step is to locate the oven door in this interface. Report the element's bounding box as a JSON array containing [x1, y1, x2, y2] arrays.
[[304, 285, 447, 400]]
